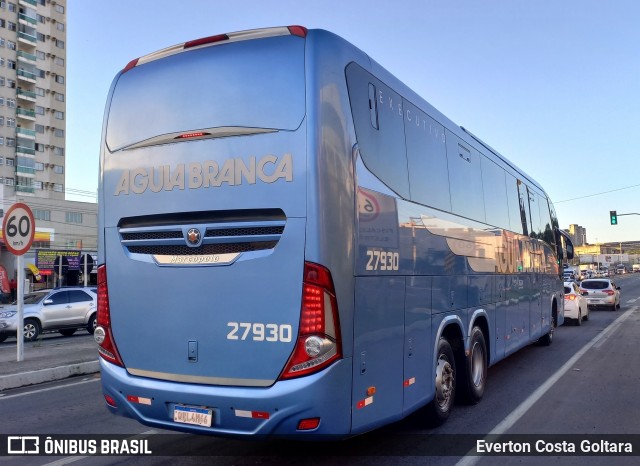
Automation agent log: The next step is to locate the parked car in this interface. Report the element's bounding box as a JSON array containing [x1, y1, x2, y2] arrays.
[[0, 287, 97, 342], [564, 281, 589, 325], [579, 279, 621, 311]]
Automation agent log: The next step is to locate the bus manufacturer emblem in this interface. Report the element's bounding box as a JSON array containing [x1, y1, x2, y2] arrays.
[[186, 228, 201, 246]]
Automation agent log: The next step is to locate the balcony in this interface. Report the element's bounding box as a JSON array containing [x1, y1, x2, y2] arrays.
[[18, 31, 37, 46], [17, 69, 37, 83], [16, 165, 36, 176], [19, 0, 38, 6], [17, 146, 36, 156], [17, 88, 37, 102], [18, 13, 37, 26], [17, 127, 36, 139], [16, 185, 36, 194], [17, 50, 37, 63], [17, 108, 36, 120]]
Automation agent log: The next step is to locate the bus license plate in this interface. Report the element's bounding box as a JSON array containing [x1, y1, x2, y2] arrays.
[[173, 405, 213, 427]]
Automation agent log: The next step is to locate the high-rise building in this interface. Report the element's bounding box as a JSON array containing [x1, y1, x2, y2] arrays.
[[0, 1, 94, 288], [0, 0, 66, 206], [567, 224, 587, 246]]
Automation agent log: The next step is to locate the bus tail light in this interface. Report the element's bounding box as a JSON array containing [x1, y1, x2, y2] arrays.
[[95, 265, 125, 367], [297, 417, 320, 431], [280, 262, 342, 379]]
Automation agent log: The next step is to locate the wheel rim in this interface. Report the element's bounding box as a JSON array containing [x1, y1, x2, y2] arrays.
[[24, 324, 36, 340], [470, 341, 485, 387], [435, 354, 454, 409]]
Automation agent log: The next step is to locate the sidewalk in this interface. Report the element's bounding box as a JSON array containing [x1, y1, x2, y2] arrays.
[[0, 336, 99, 391]]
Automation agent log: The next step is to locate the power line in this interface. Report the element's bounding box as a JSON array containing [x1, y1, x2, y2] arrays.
[[556, 183, 640, 203]]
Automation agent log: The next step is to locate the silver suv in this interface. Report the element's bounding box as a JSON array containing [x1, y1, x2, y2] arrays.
[[0, 287, 97, 342]]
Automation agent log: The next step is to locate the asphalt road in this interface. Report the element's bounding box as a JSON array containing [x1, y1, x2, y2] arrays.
[[1, 273, 639, 465]]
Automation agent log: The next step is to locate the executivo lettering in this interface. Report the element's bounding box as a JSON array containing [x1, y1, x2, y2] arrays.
[[115, 154, 293, 195]]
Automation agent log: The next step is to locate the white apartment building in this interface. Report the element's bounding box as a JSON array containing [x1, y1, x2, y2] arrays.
[[0, 1, 97, 288], [0, 0, 66, 199]]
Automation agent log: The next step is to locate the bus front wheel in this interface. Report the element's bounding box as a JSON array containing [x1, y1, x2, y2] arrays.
[[425, 338, 456, 425]]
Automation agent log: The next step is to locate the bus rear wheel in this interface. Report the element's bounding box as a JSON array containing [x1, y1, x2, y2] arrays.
[[461, 326, 487, 404], [425, 338, 456, 425]]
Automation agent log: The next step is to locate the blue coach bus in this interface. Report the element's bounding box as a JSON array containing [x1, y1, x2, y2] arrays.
[[96, 26, 574, 437]]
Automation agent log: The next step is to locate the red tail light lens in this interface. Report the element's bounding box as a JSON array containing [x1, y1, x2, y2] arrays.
[[604, 290, 615, 296], [280, 262, 342, 379], [96, 265, 125, 367], [122, 58, 139, 73], [174, 132, 210, 140], [565, 294, 576, 301], [184, 34, 229, 49], [287, 26, 308, 37]]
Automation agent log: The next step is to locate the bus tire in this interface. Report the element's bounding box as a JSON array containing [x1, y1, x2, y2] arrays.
[[425, 338, 456, 426], [538, 315, 555, 346], [461, 327, 487, 404]]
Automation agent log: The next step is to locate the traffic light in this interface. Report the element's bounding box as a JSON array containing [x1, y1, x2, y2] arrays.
[[610, 210, 618, 225]]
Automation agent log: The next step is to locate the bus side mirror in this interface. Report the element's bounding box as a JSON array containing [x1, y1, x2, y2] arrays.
[[566, 241, 574, 260]]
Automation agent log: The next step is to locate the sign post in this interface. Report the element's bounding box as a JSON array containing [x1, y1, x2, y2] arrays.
[[2, 203, 36, 362]]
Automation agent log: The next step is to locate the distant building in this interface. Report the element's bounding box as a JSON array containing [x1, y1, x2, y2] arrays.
[[565, 224, 587, 246]]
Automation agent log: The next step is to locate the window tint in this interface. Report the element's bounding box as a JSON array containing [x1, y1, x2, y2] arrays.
[[48, 291, 68, 305], [517, 180, 529, 236], [505, 172, 523, 234], [68, 290, 93, 303], [539, 195, 555, 247], [446, 131, 485, 222], [404, 99, 450, 211], [481, 156, 510, 229], [346, 63, 410, 198], [581, 281, 609, 290], [527, 187, 543, 239], [107, 36, 305, 150]]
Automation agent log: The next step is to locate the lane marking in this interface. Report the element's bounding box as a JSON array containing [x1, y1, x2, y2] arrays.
[[0, 377, 99, 400], [456, 305, 638, 466]]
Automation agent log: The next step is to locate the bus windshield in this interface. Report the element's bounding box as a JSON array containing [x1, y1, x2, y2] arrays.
[[105, 35, 306, 151]]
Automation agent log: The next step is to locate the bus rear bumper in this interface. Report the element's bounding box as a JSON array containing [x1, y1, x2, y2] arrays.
[[99, 358, 353, 438]]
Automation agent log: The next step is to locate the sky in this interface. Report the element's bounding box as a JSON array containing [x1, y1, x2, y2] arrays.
[[66, 0, 640, 243]]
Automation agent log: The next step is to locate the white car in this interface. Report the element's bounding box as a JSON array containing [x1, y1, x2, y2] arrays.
[[579, 279, 621, 311], [0, 287, 97, 342], [564, 281, 589, 325]]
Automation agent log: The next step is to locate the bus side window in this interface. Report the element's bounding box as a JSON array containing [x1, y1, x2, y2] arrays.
[[446, 132, 485, 223], [505, 172, 523, 235], [404, 99, 450, 212], [481, 155, 510, 230], [517, 180, 530, 236], [346, 63, 410, 199]]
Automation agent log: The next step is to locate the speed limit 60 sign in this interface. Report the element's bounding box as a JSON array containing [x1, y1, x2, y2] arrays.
[[2, 203, 35, 256]]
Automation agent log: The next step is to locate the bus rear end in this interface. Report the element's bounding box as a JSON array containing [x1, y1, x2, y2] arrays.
[[97, 27, 351, 437]]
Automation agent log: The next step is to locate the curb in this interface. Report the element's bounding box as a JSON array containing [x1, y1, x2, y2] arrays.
[[0, 360, 100, 391]]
